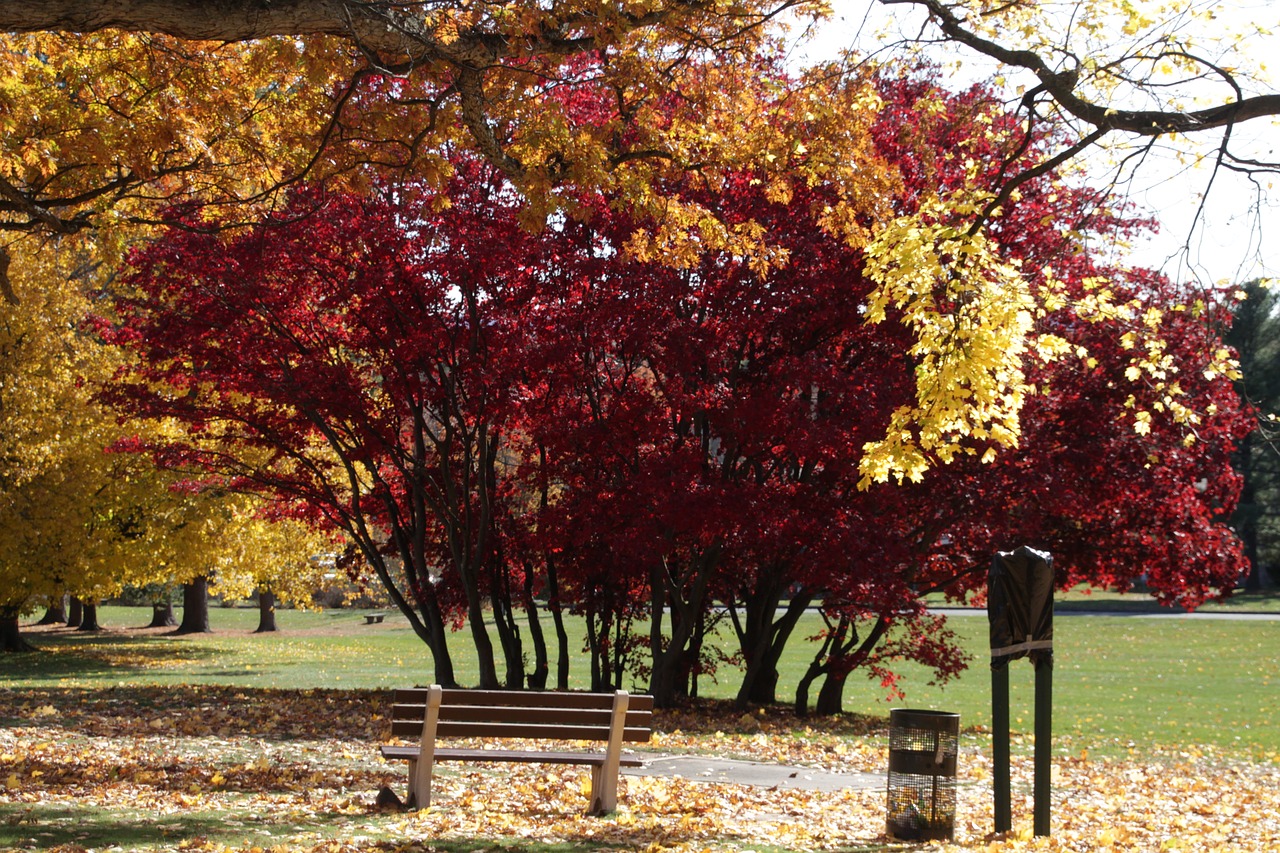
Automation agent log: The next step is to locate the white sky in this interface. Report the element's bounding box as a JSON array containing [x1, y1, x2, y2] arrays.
[[784, 0, 1280, 288]]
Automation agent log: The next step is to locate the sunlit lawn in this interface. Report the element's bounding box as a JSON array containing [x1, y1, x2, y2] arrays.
[[7, 602, 1278, 758], [3, 601, 1279, 853]]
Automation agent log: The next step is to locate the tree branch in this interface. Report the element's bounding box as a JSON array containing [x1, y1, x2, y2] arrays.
[[880, 0, 1280, 136]]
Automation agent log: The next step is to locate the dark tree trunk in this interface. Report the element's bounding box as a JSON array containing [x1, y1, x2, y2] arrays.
[[794, 645, 831, 717], [465, 595, 501, 689], [536, 446, 571, 690], [37, 596, 67, 625], [547, 560, 571, 691], [794, 614, 851, 717], [66, 597, 83, 629], [586, 608, 608, 693], [795, 613, 893, 717], [647, 545, 720, 708], [418, 589, 457, 688], [814, 670, 849, 715], [521, 567, 549, 691], [148, 601, 177, 628], [489, 557, 525, 690], [611, 611, 628, 691], [77, 603, 102, 631], [1, 611, 36, 652], [733, 583, 813, 709], [363, 545, 457, 688], [254, 588, 278, 633], [175, 576, 212, 634]]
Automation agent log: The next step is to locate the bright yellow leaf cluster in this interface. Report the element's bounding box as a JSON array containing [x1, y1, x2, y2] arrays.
[[859, 192, 1037, 485]]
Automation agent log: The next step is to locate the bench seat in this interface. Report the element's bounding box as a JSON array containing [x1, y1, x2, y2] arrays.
[[380, 745, 647, 766]]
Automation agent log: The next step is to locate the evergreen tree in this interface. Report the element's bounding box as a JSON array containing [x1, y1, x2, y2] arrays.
[[1226, 281, 1280, 588]]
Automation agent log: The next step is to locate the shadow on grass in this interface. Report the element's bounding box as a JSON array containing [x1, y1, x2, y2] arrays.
[[0, 801, 356, 852], [0, 801, 892, 853], [0, 684, 388, 742], [2, 629, 221, 684]]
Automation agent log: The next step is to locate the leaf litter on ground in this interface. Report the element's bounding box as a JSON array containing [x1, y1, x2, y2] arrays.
[[1, 686, 1277, 852]]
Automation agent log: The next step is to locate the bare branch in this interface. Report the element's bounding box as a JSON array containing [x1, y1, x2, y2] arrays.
[[880, 0, 1280, 136]]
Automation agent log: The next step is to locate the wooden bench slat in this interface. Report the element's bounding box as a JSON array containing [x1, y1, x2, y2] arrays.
[[392, 688, 655, 712], [392, 700, 654, 717], [390, 719, 653, 741], [381, 745, 646, 767], [391, 703, 650, 727]]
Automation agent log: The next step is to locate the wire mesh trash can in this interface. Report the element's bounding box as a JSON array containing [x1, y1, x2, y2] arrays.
[[886, 709, 960, 842]]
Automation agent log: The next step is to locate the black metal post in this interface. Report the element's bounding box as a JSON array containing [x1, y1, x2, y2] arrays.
[[1033, 654, 1053, 836], [992, 663, 1011, 833]]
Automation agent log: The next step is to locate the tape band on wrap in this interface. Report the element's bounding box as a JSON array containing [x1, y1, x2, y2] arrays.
[[989, 639, 1054, 659]]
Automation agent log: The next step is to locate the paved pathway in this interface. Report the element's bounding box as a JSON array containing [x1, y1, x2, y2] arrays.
[[932, 606, 1280, 620], [624, 754, 883, 792]]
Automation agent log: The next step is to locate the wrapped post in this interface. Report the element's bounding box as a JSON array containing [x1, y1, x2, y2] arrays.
[[989, 546, 1054, 837]]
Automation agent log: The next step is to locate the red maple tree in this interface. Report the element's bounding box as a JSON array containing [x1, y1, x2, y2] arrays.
[[100, 64, 1250, 710]]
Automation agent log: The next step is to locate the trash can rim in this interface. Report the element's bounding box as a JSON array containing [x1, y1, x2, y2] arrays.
[[890, 708, 960, 717]]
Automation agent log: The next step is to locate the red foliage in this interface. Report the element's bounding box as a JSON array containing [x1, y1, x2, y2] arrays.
[[99, 65, 1249, 710]]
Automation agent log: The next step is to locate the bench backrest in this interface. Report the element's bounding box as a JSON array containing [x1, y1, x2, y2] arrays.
[[390, 687, 654, 743]]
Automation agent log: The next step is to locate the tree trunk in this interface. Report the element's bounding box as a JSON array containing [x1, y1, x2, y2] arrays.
[[37, 596, 67, 625], [254, 588, 278, 633], [489, 559, 525, 689], [794, 635, 834, 717], [175, 576, 212, 634], [77, 602, 102, 631], [795, 613, 893, 716], [418, 589, 457, 688], [536, 446, 571, 690], [546, 559, 571, 691], [734, 584, 813, 709], [148, 600, 177, 628], [814, 670, 849, 715], [586, 608, 608, 693], [465, 596, 501, 689], [365, 547, 457, 688], [521, 568, 548, 691], [647, 545, 720, 707], [66, 597, 83, 629], [1, 610, 36, 652]]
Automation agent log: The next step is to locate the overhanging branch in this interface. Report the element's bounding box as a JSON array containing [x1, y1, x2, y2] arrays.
[[880, 0, 1280, 136]]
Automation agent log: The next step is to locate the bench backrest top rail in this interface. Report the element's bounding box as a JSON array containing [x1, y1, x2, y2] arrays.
[[390, 704, 651, 729]]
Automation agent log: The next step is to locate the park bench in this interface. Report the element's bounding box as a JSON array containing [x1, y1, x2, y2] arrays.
[[380, 685, 654, 814], [364, 612, 385, 624]]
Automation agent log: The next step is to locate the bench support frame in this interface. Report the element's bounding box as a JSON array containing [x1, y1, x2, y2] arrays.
[[390, 685, 640, 815]]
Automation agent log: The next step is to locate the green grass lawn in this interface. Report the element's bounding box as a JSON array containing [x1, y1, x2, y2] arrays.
[[835, 614, 1279, 759], [7, 602, 1278, 759]]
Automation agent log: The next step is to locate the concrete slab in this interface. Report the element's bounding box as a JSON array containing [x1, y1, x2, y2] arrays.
[[624, 754, 884, 793]]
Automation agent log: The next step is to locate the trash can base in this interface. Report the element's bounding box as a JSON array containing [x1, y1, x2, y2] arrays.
[[887, 822, 955, 843]]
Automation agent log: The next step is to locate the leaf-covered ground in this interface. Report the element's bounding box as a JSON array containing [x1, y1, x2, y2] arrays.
[[1, 686, 1277, 852]]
